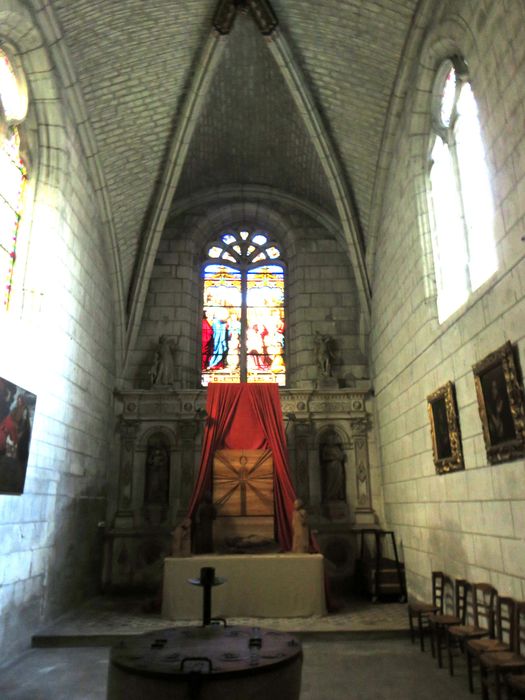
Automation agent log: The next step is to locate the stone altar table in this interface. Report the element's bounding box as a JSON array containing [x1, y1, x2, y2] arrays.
[[162, 554, 326, 619]]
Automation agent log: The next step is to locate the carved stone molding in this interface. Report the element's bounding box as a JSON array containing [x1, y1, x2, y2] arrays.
[[349, 416, 371, 436], [116, 420, 139, 518], [118, 387, 372, 425], [354, 436, 372, 513]]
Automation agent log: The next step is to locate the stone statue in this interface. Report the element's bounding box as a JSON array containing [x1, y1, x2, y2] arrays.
[[291, 498, 309, 553], [170, 517, 192, 557], [314, 331, 335, 377], [144, 440, 169, 505], [194, 492, 216, 554], [320, 431, 346, 502], [150, 335, 177, 387]]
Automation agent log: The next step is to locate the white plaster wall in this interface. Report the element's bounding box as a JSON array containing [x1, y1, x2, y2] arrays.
[[371, 0, 525, 602], [0, 2, 115, 662]]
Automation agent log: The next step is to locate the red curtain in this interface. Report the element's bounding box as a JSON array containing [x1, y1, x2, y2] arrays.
[[187, 383, 296, 551]]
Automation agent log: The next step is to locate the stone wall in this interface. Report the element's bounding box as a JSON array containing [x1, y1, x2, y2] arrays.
[[0, 2, 115, 663], [126, 200, 368, 390], [371, 0, 525, 601], [106, 387, 378, 595], [118, 199, 375, 594]]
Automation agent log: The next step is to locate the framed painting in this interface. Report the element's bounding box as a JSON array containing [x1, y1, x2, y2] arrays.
[[427, 381, 464, 474], [472, 341, 525, 464], [0, 376, 37, 495]]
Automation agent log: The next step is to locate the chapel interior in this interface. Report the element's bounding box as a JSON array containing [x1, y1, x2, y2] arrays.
[[1, 0, 525, 693]]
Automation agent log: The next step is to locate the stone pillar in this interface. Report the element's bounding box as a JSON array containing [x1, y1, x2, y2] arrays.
[[293, 420, 311, 504], [350, 417, 374, 524], [114, 420, 138, 528], [177, 419, 200, 517]]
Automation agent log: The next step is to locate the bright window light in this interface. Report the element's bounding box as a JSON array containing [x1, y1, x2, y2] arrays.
[[428, 60, 497, 322]]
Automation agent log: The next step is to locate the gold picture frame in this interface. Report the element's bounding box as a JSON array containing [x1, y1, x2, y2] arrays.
[[427, 381, 464, 474], [472, 341, 525, 465], [0, 376, 37, 495]]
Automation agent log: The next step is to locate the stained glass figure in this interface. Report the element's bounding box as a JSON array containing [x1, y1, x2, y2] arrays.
[[201, 231, 286, 386]]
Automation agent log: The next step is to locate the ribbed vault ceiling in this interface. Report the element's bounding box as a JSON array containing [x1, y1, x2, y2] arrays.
[[49, 0, 420, 321], [175, 12, 337, 214]]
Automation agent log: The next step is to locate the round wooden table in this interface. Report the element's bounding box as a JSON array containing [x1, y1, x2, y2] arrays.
[[107, 625, 303, 700]]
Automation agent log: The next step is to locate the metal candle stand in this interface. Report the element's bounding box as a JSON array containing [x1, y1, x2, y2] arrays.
[[107, 566, 303, 699], [188, 566, 227, 626]]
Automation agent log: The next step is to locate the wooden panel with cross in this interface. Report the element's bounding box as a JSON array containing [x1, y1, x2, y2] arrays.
[[213, 449, 274, 517]]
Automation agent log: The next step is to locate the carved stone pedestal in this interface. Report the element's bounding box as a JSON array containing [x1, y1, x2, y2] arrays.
[[322, 501, 350, 521]]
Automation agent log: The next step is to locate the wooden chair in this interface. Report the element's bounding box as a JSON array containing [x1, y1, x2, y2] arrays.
[[408, 571, 446, 651], [446, 583, 497, 676], [480, 602, 525, 700], [506, 673, 525, 699], [466, 597, 516, 693], [428, 577, 469, 668]]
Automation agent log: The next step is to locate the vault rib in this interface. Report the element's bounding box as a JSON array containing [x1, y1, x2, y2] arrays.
[[266, 28, 372, 320], [124, 29, 227, 371]]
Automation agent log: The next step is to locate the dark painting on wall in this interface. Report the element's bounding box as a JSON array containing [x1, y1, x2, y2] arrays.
[[427, 381, 464, 474], [473, 341, 525, 464], [0, 376, 37, 495]]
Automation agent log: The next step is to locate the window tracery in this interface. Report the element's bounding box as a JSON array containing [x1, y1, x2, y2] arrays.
[[201, 229, 286, 386], [428, 57, 497, 322]]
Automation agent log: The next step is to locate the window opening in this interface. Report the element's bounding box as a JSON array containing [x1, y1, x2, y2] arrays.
[[428, 58, 497, 322], [201, 229, 285, 386], [0, 48, 28, 311]]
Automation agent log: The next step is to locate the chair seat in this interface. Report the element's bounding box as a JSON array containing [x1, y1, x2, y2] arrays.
[[467, 637, 508, 654], [481, 650, 525, 670], [508, 674, 525, 695], [409, 601, 439, 614], [431, 613, 460, 625], [449, 624, 488, 638]]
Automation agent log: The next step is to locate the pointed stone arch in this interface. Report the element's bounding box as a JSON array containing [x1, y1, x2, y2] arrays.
[[125, 0, 372, 374]]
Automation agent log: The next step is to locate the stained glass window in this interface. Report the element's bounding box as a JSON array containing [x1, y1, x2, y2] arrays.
[[0, 48, 28, 311], [428, 58, 497, 322], [201, 230, 285, 386]]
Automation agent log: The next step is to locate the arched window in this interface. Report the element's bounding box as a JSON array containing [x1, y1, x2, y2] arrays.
[[428, 57, 497, 323], [201, 229, 286, 386], [0, 47, 28, 311]]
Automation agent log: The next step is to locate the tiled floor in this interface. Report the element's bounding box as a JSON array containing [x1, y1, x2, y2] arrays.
[[32, 594, 408, 645], [0, 637, 477, 700], [0, 595, 488, 699]]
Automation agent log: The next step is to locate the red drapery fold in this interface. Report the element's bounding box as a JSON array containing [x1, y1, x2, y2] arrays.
[[246, 384, 296, 551], [187, 383, 297, 551], [187, 384, 243, 517]]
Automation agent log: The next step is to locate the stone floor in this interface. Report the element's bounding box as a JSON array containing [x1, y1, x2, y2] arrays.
[[31, 594, 408, 646], [0, 637, 479, 700], [0, 595, 489, 699]]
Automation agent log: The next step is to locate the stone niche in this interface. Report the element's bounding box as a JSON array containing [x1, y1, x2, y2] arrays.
[[103, 386, 377, 593]]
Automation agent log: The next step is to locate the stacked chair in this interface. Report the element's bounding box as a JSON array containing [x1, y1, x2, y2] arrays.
[[465, 596, 516, 693], [406, 572, 525, 700], [479, 602, 525, 700], [428, 577, 469, 668], [407, 571, 446, 651], [446, 583, 497, 676], [507, 674, 525, 698]]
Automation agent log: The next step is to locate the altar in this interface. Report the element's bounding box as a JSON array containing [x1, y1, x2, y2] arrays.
[[162, 554, 326, 619]]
